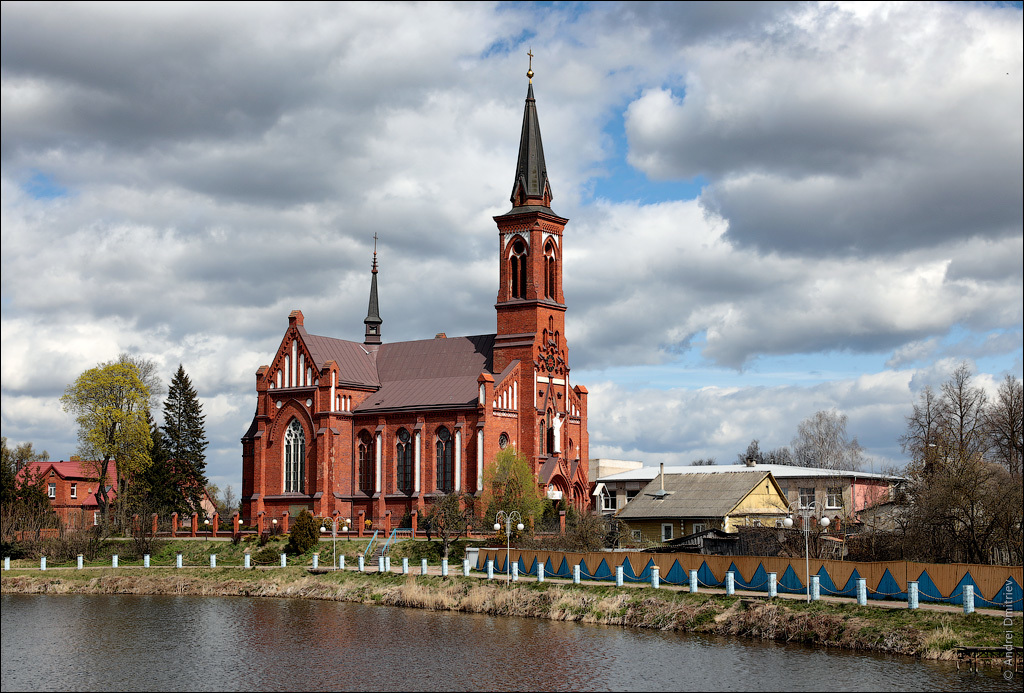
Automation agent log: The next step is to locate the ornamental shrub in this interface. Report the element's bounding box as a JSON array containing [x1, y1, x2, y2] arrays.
[[286, 509, 319, 555]]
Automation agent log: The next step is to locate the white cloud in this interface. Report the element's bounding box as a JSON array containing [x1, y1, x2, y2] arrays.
[[1, 2, 1020, 488]]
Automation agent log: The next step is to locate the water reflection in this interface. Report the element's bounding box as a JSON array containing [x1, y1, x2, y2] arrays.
[[0, 594, 1013, 692]]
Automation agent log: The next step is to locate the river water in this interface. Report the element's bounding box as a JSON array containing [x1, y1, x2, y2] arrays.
[[0, 594, 1014, 691]]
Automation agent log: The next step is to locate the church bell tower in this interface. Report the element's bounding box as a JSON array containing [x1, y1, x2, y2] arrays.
[[492, 57, 575, 472]]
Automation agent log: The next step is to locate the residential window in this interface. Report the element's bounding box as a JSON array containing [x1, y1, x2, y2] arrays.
[[435, 427, 453, 493], [358, 431, 375, 493], [631, 530, 642, 541], [70, 483, 77, 499], [799, 487, 815, 508], [284, 419, 305, 493], [826, 486, 843, 509], [661, 523, 674, 542], [601, 488, 617, 512], [396, 429, 413, 494], [693, 523, 706, 534], [93, 511, 100, 526], [48, 483, 56, 498], [780, 486, 790, 501], [625, 489, 639, 503]]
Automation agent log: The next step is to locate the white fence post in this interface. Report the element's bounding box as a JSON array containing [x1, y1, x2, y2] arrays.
[[651, 566, 660, 589], [726, 571, 735, 596], [616, 565, 624, 587], [463, 559, 471, 577], [908, 581, 919, 610], [143, 554, 150, 568], [537, 563, 545, 582], [857, 578, 867, 606], [963, 584, 975, 615], [573, 564, 581, 585], [811, 575, 820, 601], [487, 559, 494, 580], [112, 554, 118, 568], [78, 555, 84, 570], [176, 553, 183, 569], [280, 553, 287, 568], [421, 558, 428, 575], [689, 569, 698, 593], [768, 572, 777, 598], [210, 554, 217, 568]]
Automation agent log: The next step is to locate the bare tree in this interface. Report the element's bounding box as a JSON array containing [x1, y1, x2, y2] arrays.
[[985, 374, 1023, 477], [792, 409, 863, 470], [897, 363, 1022, 564]]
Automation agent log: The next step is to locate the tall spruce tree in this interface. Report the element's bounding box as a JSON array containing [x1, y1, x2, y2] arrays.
[[161, 365, 209, 516]]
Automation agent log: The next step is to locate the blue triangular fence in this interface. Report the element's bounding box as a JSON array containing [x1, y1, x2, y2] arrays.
[[733, 563, 770, 593], [815, 566, 860, 599], [872, 568, 906, 601], [634, 558, 656, 582], [982, 576, 1024, 610], [620, 558, 641, 583], [577, 558, 594, 580], [779, 564, 805, 593], [698, 561, 721, 588], [554, 557, 571, 579], [913, 569, 948, 604], [664, 560, 687, 586], [592, 558, 613, 581], [948, 572, 978, 607], [524, 557, 538, 576]]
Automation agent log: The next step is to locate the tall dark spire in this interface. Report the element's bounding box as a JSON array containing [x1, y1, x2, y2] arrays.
[[510, 51, 553, 210], [363, 235, 382, 346]]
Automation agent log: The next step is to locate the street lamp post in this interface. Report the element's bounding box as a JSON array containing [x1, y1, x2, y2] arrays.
[[272, 518, 278, 536], [784, 500, 830, 603], [320, 520, 340, 569], [204, 518, 210, 541], [493, 510, 523, 583]]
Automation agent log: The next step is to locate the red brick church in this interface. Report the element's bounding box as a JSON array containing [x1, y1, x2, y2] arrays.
[[241, 70, 590, 528]]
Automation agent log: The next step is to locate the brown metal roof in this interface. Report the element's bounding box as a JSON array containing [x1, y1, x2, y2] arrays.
[[616, 471, 785, 520], [354, 334, 495, 412], [302, 329, 380, 388]]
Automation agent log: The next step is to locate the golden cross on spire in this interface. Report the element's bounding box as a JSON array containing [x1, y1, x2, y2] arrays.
[[527, 48, 534, 82], [372, 233, 379, 271]]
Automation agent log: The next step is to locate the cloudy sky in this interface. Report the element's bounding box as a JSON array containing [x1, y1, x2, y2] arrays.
[[2, 1, 1021, 493]]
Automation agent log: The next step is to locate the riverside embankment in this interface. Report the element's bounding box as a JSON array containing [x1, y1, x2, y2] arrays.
[[2, 566, 1019, 663]]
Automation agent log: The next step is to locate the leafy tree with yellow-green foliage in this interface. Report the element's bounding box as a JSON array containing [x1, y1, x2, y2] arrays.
[[480, 447, 546, 535], [61, 359, 153, 523]]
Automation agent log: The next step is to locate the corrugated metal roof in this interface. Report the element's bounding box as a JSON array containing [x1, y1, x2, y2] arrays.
[[616, 471, 784, 520], [598, 463, 900, 483], [354, 334, 495, 412]]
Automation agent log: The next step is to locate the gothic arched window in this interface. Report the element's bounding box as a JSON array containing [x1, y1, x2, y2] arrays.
[[544, 241, 557, 299], [396, 428, 413, 494], [284, 419, 305, 493], [436, 427, 454, 493], [358, 430, 375, 494], [509, 238, 528, 299]]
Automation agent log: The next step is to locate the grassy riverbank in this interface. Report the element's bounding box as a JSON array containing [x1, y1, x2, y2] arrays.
[[2, 566, 1019, 662]]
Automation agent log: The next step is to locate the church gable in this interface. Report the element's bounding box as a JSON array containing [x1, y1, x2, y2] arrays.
[[266, 311, 319, 391]]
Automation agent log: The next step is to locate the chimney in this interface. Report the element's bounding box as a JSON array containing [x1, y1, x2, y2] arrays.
[[659, 462, 665, 492], [744, 457, 756, 468]]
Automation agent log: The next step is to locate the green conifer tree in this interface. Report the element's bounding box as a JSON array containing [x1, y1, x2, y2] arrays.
[[161, 364, 209, 516]]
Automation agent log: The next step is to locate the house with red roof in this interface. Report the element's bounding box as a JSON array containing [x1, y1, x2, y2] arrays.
[[17, 459, 118, 528], [242, 73, 591, 528]]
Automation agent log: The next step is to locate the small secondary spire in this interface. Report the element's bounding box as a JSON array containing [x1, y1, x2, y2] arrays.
[[364, 234, 382, 346]]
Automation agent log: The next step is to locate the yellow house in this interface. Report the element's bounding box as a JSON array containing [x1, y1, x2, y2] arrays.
[[615, 470, 790, 544]]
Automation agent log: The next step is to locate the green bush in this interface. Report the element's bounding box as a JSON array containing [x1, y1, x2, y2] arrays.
[[286, 510, 319, 555]]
